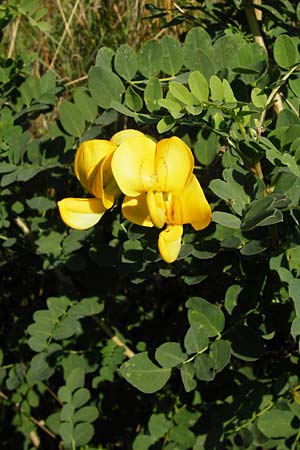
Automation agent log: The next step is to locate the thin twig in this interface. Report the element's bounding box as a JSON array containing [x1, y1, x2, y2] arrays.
[[49, 0, 81, 70], [0, 390, 56, 439], [55, 0, 72, 39], [65, 74, 88, 87]]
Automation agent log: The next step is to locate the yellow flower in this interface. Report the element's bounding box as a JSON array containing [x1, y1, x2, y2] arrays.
[[112, 135, 211, 263], [58, 130, 144, 230]]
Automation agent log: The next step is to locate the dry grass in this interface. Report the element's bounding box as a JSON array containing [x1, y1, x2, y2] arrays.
[[2, 0, 192, 84]]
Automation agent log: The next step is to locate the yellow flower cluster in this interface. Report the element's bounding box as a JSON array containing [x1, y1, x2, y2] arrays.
[[58, 129, 211, 263]]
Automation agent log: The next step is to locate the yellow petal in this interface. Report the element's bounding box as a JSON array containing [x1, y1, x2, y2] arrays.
[[110, 129, 145, 146], [155, 137, 194, 192], [173, 175, 211, 230], [122, 194, 154, 227], [74, 140, 116, 194], [92, 151, 117, 208], [111, 135, 156, 196], [158, 225, 183, 263], [146, 191, 166, 229], [58, 197, 106, 230]]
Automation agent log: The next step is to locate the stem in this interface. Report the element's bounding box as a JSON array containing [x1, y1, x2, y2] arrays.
[[243, 0, 267, 52], [257, 65, 300, 131], [0, 390, 56, 439]]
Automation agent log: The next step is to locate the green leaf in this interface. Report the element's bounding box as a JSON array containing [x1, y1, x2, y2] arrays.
[[224, 285, 242, 314], [291, 316, 300, 340], [52, 317, 80, 340], [133, 434, 155, 450], [110, 100, 135, 117], [169, 424, 196, 448], [240, 239, 269, 256], [137, 40, 162, 77], [88, 66, 125, 109], [184, 324, 209, 354], [157, 116, 176, 133], [257, 409, 294, 438], [114, 44, 137, 80], [213, 35, 267, 81], [210, 75, 224, 101], [210, 340, 231, 372], [169, 82, 194, 106], [95, 47, 115, 69], [26, 196, 55, 212], [120, 352, 171, 393], [59, 101, 86, 137], [125, 86, 143, 112], [68, 297, 104, 319], [223, 79, 236, 103], [158, 98, 182, 118], [186, 297, 225, 337], [212, 211, 241, 229], [60, 403, 75, 422], [72, 388, 91, 408], [58, 386, 72, 403], [144, 77, 163, 112], [194, 353, 216, 381], [47, 296, 71, 316], [183, 27, 214, 79], [274, 34, 299, 68], [73, 422, 94, 446], [73, 405, 99, 424], [66, 367, 85, 393], [194, 129, 219, 166], [59, 422, 73, 444], [288, 278, 300, 316], [180, 363, 197, 393], [73, 87, 98, 123], [251, 87, 267, 108], [188, 71, 209, 103], [148, 413, 170, 440], [160, 35, 183, 75], [155, 342, 187, 368]]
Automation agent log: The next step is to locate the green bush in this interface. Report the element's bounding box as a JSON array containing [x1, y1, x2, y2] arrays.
[[2, 0, 300, 449]]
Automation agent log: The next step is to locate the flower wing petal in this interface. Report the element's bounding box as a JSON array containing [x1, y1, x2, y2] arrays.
[[74, 140, 116, 194], [173, 175, 211, 230], [58, 197, 106, 230], [155, 137, 194, 192], [112, 135, 156, 196], [122, 194, 154, 227], [158, 225, 183, 263]]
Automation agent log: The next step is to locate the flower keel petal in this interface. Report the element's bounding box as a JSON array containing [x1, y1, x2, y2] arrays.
[[158, 225, 183, 263]]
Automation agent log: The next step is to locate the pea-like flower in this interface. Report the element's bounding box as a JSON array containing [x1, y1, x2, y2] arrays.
[[58, 130, 144, 230], [111, 134, 211, 263]]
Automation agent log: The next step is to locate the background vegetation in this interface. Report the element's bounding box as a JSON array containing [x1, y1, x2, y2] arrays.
[[1, 0, 300, 449]]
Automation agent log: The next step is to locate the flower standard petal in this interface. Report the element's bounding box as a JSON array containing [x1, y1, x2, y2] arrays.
[[110, 129, 145, 146], [158, 225, 183, 263], [74, 139, 116, 194], [155, 137, 194, 192], [112, 135, 156, 196], [122, 194, 154, 227], [173, 175, 212, 230], [58, 197, 106, 230]]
